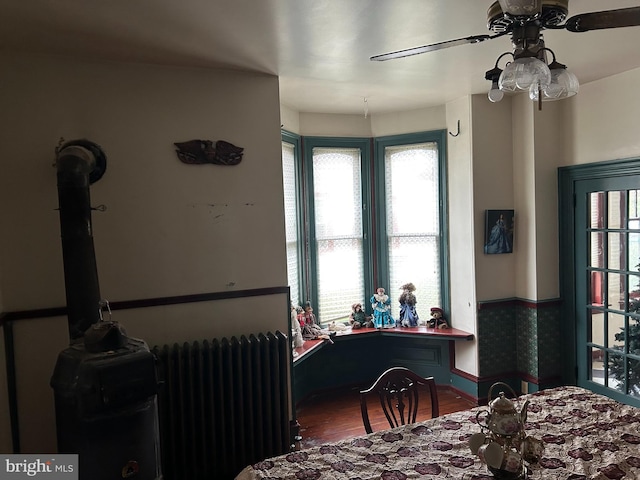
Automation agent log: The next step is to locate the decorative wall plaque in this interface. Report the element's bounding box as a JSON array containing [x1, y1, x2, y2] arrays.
[[174, 139, 243, 166]]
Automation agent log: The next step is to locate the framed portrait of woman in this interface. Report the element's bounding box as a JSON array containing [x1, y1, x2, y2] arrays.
[[484, 209, 514, 254]]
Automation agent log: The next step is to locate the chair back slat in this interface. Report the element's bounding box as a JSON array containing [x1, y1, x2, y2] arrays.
[[360, 367, 439, 434]]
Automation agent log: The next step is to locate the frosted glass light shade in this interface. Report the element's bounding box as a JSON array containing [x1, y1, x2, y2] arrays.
[[499, 57, 551, 92], [488, 87, 504, 102], [529, 67, 579, 101]]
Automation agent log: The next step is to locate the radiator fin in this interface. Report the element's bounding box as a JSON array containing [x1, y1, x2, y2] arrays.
[[152, 331, 290, 480]]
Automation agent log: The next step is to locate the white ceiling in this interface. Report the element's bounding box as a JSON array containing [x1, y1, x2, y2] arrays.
[[2, 0, 640, 115]]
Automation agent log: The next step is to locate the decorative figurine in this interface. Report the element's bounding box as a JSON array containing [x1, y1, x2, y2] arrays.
[[398, 282, 419, 327], [298, 301, 334, 344], [428, 307, 449, 329], [291, 303, 304, 348], [328, 321, 348, 332], [371, 287, 395, 328], [349, 303, 373, 329], [174, 139, 244, 165], [302, 301, 317, 325], [293, 305, 304, 328]]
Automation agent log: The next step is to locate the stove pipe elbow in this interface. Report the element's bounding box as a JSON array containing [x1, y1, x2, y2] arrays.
[[55, 140, 107, 340]]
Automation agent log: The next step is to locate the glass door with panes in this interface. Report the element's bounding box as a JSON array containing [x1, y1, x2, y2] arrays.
[[575, 177, 640, 406]]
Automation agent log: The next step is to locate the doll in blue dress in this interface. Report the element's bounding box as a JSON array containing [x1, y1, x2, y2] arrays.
[[371, 287, 394, 328], [398, 282, 419, 327]]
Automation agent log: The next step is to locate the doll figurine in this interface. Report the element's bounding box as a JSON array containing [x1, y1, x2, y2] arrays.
[[349, 303, 373, 329], [398, 282, 419, 327], [428, 307, 449, 329], [295, 305, 305, 328], [371, 287, 394, 328], [291, 303, 304, 348], [299, 301, 335, 344], [301, 301, 317, 325]]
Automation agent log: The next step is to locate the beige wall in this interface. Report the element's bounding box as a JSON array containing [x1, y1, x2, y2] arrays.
[[370, 106, 446, 137], [471, 95, 516, 302], [446, 96, 478, 374], [509, 94, 563, 301], [532, 101, 563, 300], [0, 53, 288, 453], [0, 55, 286, 309], [568, 68, 640, 166], [299, 112, 372, 137], [281, 105, 447, 137], [512, 94, 539, 300], [280, 104, 301, 135]]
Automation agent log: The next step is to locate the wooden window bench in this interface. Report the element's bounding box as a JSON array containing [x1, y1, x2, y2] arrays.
[[292, 325, 474, 403]]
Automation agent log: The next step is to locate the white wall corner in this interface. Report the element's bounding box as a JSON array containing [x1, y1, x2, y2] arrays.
[[446, 96, 478, 376]]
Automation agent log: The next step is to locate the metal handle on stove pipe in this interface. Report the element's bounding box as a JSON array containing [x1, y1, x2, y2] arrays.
[[98, 299, 112, 323]]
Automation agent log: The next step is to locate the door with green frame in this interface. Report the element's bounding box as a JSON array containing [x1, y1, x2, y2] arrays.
[[573, 173, 640, 406]]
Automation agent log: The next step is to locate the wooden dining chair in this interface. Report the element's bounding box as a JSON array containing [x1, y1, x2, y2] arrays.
[[359, 366, 439, 434]]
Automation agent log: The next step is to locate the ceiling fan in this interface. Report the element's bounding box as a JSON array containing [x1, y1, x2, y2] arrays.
[[370, 0, 640, 105]]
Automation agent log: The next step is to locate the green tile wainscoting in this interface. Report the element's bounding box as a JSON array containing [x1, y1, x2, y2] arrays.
[[476, 298, 563, 400]]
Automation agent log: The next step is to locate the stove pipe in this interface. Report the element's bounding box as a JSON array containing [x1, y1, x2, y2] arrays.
[[51, 140, 162, 480], [55, 139, 107, 340]]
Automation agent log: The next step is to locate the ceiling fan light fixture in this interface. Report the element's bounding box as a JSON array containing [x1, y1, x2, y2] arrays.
[[529, 69, 579, 101], [552, 67, 579, 98], [485, 53, 512, 102], [498, 57, 551, 92], [488, 79, 505, 102], [528, 52, 580, 101]]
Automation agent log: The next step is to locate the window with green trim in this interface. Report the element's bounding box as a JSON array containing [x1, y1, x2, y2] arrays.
[[282, 132, 302, 308], [282, 130, 448, 326]]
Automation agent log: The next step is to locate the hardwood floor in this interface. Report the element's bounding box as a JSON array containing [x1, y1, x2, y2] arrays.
[[295, 384, 476, 449]]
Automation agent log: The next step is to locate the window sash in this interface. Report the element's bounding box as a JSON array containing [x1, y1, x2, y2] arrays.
[[310, 146, 367, 322], [282, 136, 302, 308], [375, 131, 448, 318], [384, 142, 442, 312]]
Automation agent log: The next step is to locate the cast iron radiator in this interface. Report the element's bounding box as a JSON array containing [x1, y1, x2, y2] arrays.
[[152, 331, 290, 480]]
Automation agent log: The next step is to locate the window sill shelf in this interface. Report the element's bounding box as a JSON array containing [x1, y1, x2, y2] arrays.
[[293, 325, 473, 364], [292, 338, 327, 364]]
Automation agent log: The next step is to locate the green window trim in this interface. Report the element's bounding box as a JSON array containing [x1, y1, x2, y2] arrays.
[[282, 129, 449, 325], [373, 130, 449, 316]]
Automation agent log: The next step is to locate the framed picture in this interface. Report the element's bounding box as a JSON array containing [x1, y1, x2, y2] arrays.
[[484, 209, 514, 254]]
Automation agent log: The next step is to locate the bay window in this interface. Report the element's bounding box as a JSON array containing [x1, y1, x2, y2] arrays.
[[282, 130, 448, 325]]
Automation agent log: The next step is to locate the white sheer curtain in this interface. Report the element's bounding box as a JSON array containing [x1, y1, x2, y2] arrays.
[[312, 147, 364, 323], [282, 141, 300, 308], [385, 142, 441, 313]]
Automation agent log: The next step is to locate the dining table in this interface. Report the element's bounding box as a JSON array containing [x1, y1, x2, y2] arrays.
[[235, 385, 640, 480]]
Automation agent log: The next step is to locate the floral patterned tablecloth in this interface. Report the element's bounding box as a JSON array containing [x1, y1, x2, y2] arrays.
[[235, 386, 640, 480]]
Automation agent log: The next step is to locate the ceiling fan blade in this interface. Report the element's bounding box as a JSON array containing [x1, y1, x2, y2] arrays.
[[565, 6, 640, 32], [497, 0, 542, 17], [370, 34, 498, 61]]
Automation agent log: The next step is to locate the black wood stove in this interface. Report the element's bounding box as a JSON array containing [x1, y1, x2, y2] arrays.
[[49, 140, 162, 480]]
